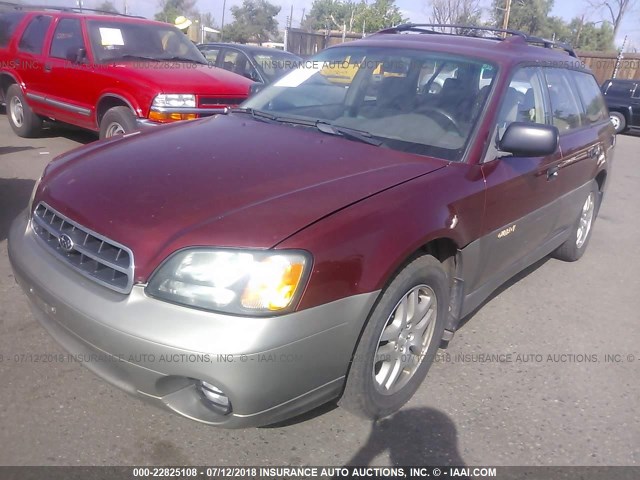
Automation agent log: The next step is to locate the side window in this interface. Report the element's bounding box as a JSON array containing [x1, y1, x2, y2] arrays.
[[50, 18, 85, 60], [18, 15, 52, 55], [0, 12, 26, 48], [633, 85, 640, 99], [544, 68, 584, 131], [496, 67, 546, 134], [222, 50, 257, 80], [570, 71, 608, 125], [200, 47, 219, 64]]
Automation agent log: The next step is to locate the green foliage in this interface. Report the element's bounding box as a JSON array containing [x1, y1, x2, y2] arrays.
[[97, 1, 119, 13], [223, 0, 281, 44], [303, 0, 407, 33], [154, 0, 198, 24]]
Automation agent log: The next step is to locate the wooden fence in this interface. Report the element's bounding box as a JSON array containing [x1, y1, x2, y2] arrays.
[[577, 51, 640, 85]]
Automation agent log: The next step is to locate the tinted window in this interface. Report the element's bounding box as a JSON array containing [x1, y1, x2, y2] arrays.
[[604, 81, 633, 97], [18, 15, 52, 54], [50, 18, 85, 59], [0, 12, 25, 48], [544, 68, 583, 132], [222, 50, 258, 80], [571, 71, 608, 125], [633, 85, 640, 99]]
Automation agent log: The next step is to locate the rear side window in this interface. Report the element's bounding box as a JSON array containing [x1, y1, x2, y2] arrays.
[[543, 68, 583, 132], [0, 12, 26, 48], [633, 85, 640, 99], [604, 81, 633, 97], [18, 15, 52, 55], [571, 71, 608, 125]]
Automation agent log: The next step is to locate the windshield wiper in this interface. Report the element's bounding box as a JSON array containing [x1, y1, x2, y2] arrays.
[[116, 54, 163, 62], [316, 121, 383, 147], [231, 107, 279, 123]]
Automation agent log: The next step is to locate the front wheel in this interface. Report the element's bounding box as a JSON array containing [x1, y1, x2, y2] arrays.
[[6, 84, 42, 138], [340, 255, 448, 419], [552, 181, 599, 262], [99, 106, 137, 139], [609, 112, 626, 134]]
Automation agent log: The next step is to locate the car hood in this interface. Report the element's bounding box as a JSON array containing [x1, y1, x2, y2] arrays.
[[104, 61, 253, 96], [37, 115, 446, 282]]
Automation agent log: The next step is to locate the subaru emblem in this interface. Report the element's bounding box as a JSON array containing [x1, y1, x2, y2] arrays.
[[58, 234, 74, 253]]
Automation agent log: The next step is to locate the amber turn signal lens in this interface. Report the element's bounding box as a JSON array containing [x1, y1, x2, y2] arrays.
[[148, 111, 198, 123]]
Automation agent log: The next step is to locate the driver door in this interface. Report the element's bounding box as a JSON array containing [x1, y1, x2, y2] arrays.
[[44, 16, 95, 129]]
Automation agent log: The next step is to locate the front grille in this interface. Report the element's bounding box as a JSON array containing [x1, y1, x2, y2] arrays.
[[31, 202, 134, 294], [199, 97, 245, 107]]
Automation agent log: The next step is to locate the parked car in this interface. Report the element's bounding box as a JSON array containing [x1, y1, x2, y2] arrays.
[[9, 24, 614, 428], [601, 78, 640, 133], [0, 6, 253, 139], [197, 42, 301, 84]]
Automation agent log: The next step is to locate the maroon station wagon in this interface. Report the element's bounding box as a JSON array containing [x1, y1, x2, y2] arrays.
[[8, 24, 615, 427], [0, 6, 252, 139]]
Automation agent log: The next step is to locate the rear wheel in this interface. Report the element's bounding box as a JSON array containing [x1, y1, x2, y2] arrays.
[[6, 84, 42, 138], [609, 112, 626, 133], [340, 255, 448, 419], [99, 106, 137, 139], [553, 181, 598, 262]]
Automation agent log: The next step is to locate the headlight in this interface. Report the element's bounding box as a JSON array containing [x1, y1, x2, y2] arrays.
[[145, 249, 311, 315], [152, 94, 196, 108]]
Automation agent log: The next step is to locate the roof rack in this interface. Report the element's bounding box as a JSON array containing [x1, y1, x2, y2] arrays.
[[378, 23, 577, 58], [0, 1, 143, 18]]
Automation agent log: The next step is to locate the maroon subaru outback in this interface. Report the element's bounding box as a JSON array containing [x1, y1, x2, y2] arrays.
[[8, 25, 615, 427], [0, 6, 252, 139]]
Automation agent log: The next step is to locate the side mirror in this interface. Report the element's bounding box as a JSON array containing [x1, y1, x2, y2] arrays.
[[499, 122, 559, 157], [67, 47, 87, 64], [249, 82, 266, 97]]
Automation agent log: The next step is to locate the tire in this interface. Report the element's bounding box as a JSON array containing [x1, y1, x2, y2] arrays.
[[99, 106, 137, 139], [609, 111, 626, 134], [6, 84, 42, 138], [552, 181, 599, 262], [340, 255, 448, 420]]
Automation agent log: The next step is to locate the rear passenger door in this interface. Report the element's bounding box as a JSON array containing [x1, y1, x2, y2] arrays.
[[476, 66, 562, 289], [544, 68, 613, 234]]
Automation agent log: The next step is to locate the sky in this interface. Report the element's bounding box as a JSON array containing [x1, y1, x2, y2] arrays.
[[57, 0, 640, 49]]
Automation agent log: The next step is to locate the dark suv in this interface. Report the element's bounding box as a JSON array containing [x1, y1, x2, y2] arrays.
[[8, 24, 615, 427], [0, 5, 252, 139], [601, 78, 640, 133]]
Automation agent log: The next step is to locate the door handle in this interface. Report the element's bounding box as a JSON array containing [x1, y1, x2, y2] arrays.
[[547, 166, 559, 181], [44, 64, 52, 72]]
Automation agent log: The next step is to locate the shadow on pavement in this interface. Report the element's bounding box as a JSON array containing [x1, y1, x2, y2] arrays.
[[0, 177, 34, 242], [344, 408, 465, 468], [0, 146, 38, 156]]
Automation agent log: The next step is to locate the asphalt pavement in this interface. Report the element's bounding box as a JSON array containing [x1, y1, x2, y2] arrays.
[[0, 116, 638, 467]]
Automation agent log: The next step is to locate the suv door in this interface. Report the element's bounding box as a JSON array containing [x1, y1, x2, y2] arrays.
[[43, 16, 94, 128], [632, 83, 640, 126], [475, 66, 562, 290], [14, 14, 53, 115]]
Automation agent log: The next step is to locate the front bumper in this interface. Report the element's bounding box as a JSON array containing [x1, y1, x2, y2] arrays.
[[8, 211, 378, 427]]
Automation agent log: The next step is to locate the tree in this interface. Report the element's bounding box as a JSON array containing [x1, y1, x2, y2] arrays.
[[355, 0, 406, 32], [224, 0, 281, 44], [154, 0, 198, 24], [303, 0, 406, 34], [427, 0, 483, 27], [491, 0, 554, 36], [589, 0, 636, 39], [97, 1, 119, 13]]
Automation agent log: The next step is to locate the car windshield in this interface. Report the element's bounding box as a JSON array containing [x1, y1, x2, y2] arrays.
[[243, 47, 497, 161], [87, 20, 206, 64], [251, 51, 301, 82]]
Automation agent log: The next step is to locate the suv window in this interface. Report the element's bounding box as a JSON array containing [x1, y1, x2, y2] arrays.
[[496, 67, 546, 131], [603, 81, 633, 97], [199, 46, 220, 64], [571, 71, 608, 125], [50, 18, 85, 60], [633, 85, 640, 99], [544, 68, 583, 132], [18, 15, 52, 55], [0, 12, 26, 48]]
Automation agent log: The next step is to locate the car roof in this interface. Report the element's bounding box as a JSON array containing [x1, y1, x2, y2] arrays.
[[330, 27, 585, 72], [6, 7, 168, 26]]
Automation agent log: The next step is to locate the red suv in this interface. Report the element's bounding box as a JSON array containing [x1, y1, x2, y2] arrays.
[[9, 25, 615, 427], [0, 6, 252, 139]]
